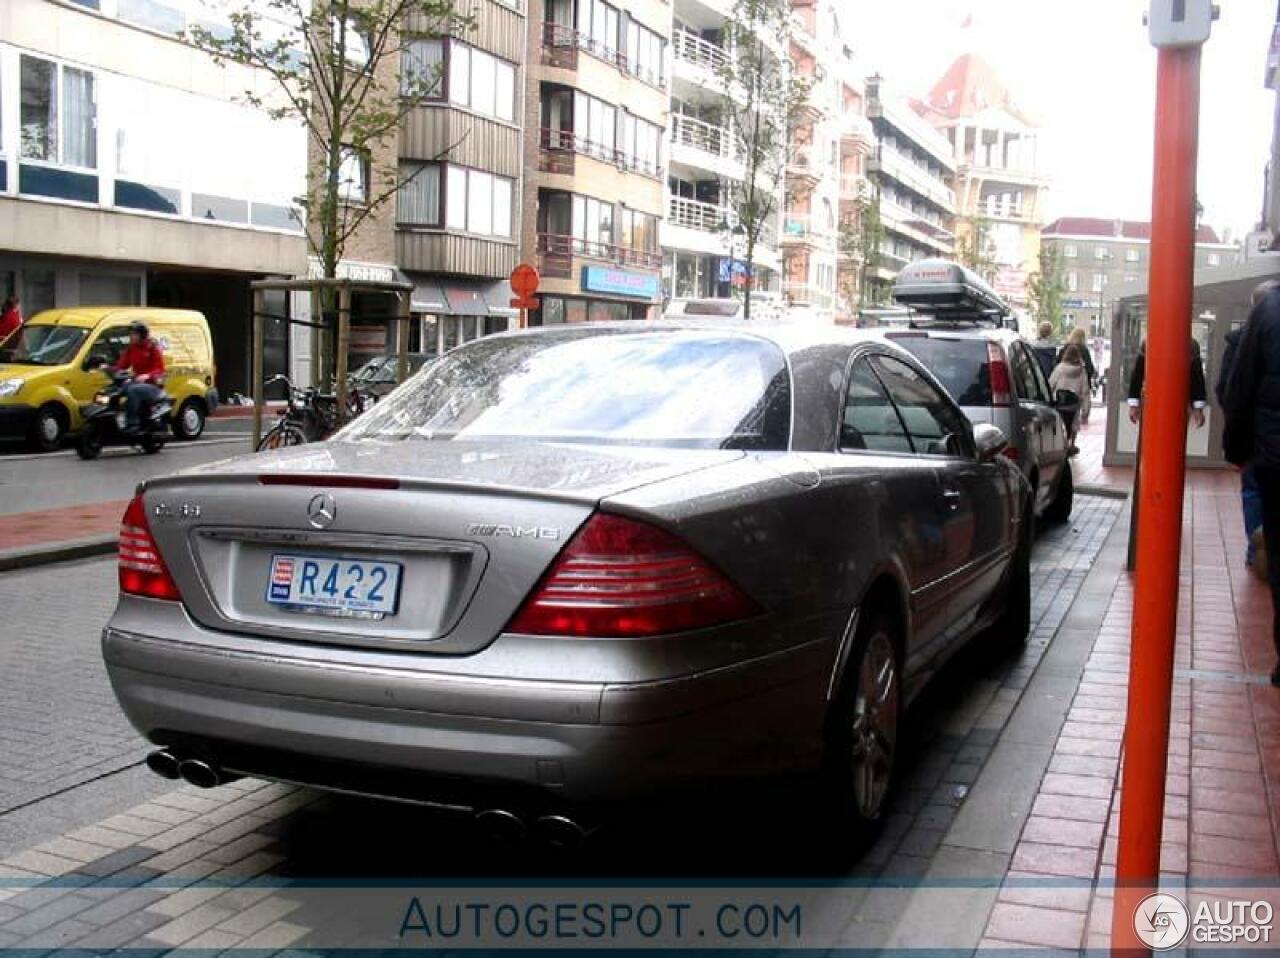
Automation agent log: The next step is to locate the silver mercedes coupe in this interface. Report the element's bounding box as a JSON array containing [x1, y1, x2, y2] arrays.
[[102, 322, 1030, 841]]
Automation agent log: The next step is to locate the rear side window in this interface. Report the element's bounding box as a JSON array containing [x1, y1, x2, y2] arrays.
[[841, 360, 912, 454], [1008, 342, 1045, 403], [871, 355, 975, 458], [889, 335, 993, 407]]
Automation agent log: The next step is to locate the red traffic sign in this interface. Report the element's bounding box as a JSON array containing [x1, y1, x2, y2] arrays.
[[510, 264, 540, 299]]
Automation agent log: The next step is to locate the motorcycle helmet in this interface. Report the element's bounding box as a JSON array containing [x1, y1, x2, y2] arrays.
[[128, 320, 149, 339]]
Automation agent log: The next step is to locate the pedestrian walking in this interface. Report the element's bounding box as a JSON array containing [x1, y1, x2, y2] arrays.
[[1222, 280, 1280, 685], [1126, 337, 1208, 428], [1030, 321, 1058, 380], [1049, 344, 1088, 454], [1216, 279, 1280, 573], [1059, 327, 1097, 422], [0, 296, 21, 345]]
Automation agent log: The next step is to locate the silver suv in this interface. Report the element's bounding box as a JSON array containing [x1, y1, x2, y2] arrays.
[[886, 326, 1073, 523]]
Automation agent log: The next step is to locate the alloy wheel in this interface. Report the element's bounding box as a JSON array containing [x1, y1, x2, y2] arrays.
[[849, 631, 898, 820]]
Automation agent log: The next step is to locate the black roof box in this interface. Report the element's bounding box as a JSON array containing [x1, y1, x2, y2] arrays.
[[891, 259, 1010, 320]]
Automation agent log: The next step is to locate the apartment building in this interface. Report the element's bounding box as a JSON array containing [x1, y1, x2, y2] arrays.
[[914, 53, 1048, 311], [519, 0, 669, 323], [1041, 217, 1239, 335], [863, 75, 956, 304], [0, 0, 307, 395], [785, 0, 873, 324], [662, 0, 782, 306], [395, 0, 528, 351]]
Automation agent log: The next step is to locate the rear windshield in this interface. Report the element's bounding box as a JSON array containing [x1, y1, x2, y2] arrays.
[[888, 335, 993, 407], [340, 329, 792, 450]]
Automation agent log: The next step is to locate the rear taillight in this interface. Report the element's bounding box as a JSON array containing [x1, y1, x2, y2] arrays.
[[505, 513, 759, 638], [988, 342, 1012, 407], [119, 494, 182, 601]]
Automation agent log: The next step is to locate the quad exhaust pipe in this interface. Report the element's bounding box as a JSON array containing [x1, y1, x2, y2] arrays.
[[144, 749, 237, 789], [473, 809, 590, 848]]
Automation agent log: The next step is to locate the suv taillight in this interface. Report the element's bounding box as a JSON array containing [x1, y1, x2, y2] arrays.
[[988, 342, 1012, 407], [506, 513, 759, 638], [119, 494, 182, 601]]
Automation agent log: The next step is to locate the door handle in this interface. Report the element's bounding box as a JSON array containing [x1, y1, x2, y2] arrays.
[[941, 488, 962, 510]]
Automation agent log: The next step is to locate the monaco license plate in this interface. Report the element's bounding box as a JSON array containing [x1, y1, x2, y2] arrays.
[[267, 554, 402, 619]]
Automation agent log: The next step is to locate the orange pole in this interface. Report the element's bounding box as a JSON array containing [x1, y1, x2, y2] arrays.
[[1111, 44, 1201, 956]]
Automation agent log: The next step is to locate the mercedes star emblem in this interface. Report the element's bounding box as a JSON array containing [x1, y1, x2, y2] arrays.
[[306, 492, 337, 530]]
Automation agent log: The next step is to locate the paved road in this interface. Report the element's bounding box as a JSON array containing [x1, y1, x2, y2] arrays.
[[0, 496, 1123, 948], [0, 436, 254, 516]]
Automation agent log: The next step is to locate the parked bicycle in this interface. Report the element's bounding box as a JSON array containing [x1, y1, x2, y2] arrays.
[[255, 375, 372, 451]]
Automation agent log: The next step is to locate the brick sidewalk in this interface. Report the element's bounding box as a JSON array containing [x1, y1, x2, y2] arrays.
[[0, 500, 127, 551], [981, 467, 1280, 950], [1073, 409, 1135, 493]]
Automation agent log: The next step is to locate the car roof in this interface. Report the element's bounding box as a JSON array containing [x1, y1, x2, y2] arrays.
[[887, 323, 1023, 344], [27, 307, 206, 329], [483, 320, 913, 358]]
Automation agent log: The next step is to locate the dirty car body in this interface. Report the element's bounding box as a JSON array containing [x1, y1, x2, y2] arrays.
[[102, 323, 1028, 826]]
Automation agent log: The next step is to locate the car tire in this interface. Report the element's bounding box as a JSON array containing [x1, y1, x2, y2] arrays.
[[172, 400, 206, 440], [1044, 462, 1074, 524], [818, 609, 902, 856], [993, 501, 1033, 650], [76, 424, 103, 461], [29, 404, 66, 453]]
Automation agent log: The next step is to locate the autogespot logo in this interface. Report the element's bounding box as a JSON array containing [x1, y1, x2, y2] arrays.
[[1134, 893, 1190, 950]]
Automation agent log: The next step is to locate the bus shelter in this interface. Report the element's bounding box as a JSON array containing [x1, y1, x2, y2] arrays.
[[248, 277, 413, 449], [1103, 256, 1280, 468]]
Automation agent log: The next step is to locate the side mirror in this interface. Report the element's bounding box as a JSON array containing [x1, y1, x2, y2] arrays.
[[83, 354, 107, 371], [973, 422, 1009, 463]]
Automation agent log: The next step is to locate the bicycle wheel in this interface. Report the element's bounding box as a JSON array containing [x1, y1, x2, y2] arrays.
[[257, 423, 307, 451]]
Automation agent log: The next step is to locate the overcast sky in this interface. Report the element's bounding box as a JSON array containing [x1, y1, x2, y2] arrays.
[[844, 0, 1276, 242]]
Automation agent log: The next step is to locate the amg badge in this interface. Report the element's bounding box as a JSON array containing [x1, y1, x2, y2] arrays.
[[467, 524, 561, 540]]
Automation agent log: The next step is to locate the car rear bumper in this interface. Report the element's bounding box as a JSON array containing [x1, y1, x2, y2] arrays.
[[0, 403, 36, 440], [101, 611, 837, 806]]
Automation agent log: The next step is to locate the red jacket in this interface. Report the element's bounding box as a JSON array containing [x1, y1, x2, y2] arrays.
[[114, 339, 166, 383], [0, 308, 20, 344]]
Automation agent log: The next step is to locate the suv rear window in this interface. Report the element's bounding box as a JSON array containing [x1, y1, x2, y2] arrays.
[[888, 335, 993, 408]]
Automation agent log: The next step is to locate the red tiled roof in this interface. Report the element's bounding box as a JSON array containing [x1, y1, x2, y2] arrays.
[[922, 53, 1031, 125], [1043, 216, 1222, 244]]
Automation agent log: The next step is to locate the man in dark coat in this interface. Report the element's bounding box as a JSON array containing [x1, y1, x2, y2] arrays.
[[1223, 281, 1280, 684], [1126, 338, 1208, 428], [1217, 280, 1280, 569]]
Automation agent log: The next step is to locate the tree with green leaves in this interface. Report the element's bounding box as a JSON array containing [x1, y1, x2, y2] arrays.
[[839, 186, 885, 311], [954, 215, 998, 282], [714, 0, 812, 320], [1027, 244, 1068, 334], [188, 0, 470, 283]]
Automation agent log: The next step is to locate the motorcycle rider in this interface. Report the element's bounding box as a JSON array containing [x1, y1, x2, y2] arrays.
[[112, 321, 166, 435]]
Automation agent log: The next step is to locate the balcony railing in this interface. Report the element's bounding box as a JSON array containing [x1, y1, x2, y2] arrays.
[[672, 30, 728, 74], [539, 128, 660, 179], [787, 146, 821, 180], [840, 174, 871, 203], [670, 114, 737, 162], [667, 195, 728, 233], [536, 232, 662, 272], [542, 22, 666, 90], [870, 146, 955, 210]]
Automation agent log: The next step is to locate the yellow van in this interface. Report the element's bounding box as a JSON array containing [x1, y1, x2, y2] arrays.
[[0, 307, 218, 451]]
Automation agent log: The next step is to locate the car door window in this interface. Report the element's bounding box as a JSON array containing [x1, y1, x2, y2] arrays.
[[871, 355, 974, 458], [89, 326, 131, 366], [1027, 345, 1054, 402], [841, 359, 913, 454], [1008, 342, 1043, 403]]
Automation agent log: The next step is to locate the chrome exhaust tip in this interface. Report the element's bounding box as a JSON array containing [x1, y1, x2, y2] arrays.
[[145, 749, 182, 780], [532, 814, 588, 849], [177, 758, 222, 789], [474, 808, 526, 844]]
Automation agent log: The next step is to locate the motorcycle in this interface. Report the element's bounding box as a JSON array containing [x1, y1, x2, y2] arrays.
[[76, 367, 173, 460]]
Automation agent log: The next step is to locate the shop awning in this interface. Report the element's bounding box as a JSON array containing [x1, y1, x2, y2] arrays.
[[410, 280, 447, 312], [485, 280, 517, 317]]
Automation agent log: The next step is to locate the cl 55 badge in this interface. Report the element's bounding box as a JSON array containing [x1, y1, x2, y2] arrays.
[[467, 524, 561, 540], [153, 502, 201, 520]]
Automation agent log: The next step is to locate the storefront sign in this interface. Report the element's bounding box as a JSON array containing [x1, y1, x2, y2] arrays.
[[717, 259, 754, 283], [307, 259, 396, 283], [582, 266, 660, 300]]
